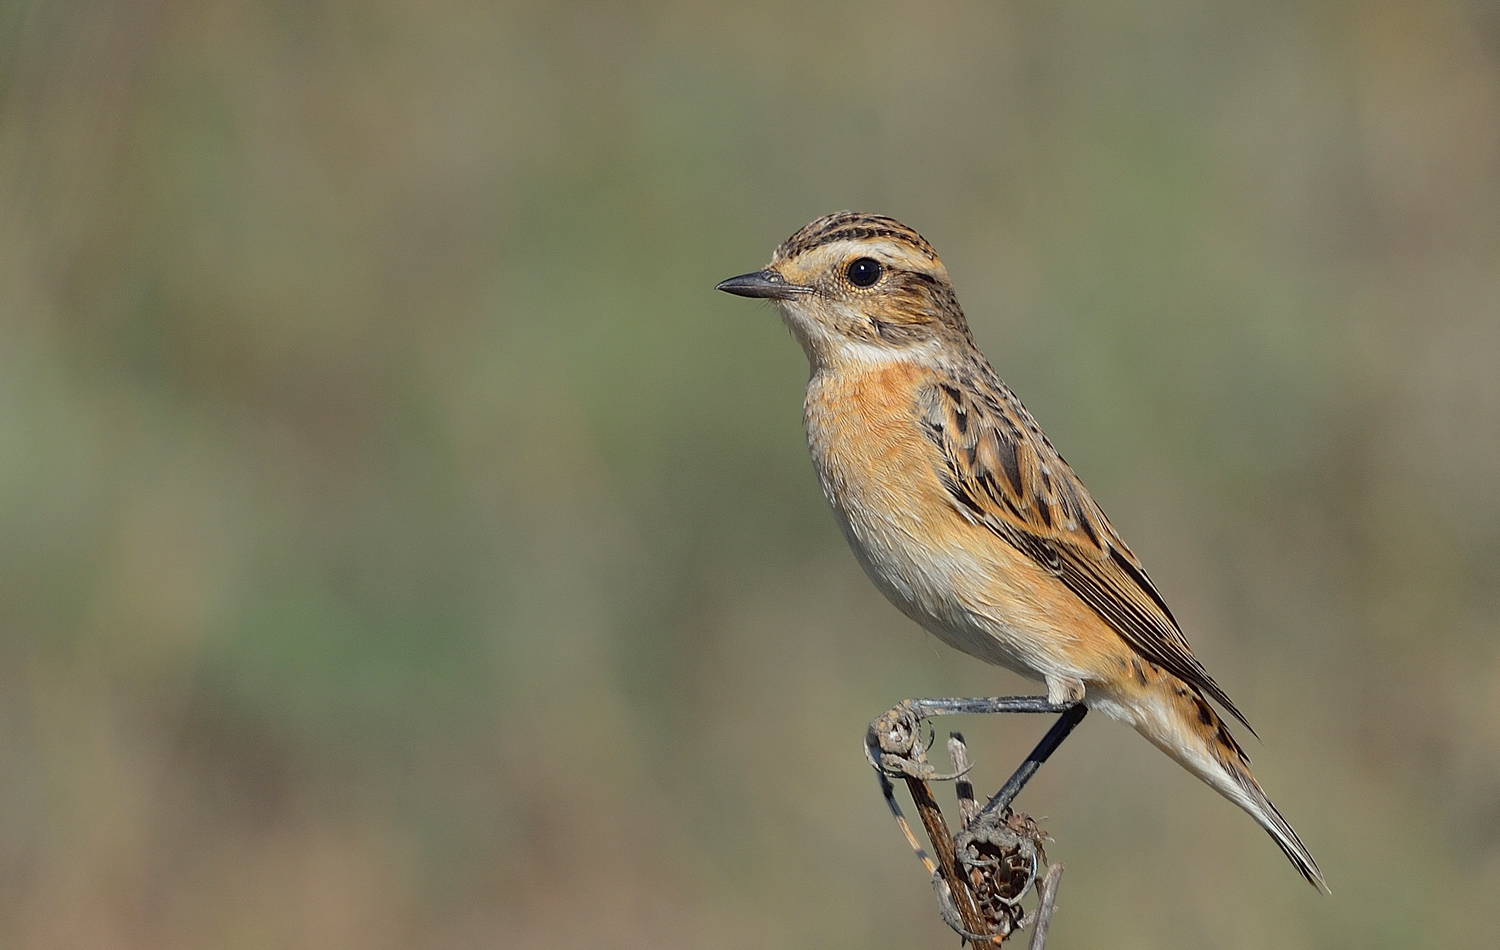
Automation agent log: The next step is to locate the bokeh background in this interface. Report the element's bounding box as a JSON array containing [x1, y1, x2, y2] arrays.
[[4, 1, 1499, 947]]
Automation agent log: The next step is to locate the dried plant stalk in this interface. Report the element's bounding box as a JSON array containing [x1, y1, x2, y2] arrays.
[[876, 730, 1062, 947]]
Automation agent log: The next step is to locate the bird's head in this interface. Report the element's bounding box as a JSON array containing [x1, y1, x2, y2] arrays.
[[716, 212, 976, 368]]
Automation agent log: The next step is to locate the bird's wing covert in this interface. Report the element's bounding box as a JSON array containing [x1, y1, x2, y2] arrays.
[[918, 373, 1254, 733]]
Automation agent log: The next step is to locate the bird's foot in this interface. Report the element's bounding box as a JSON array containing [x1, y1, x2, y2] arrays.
[[867, 700, 939, 780], [954, 810, 1047, 913], [866, 700, 983, 782]]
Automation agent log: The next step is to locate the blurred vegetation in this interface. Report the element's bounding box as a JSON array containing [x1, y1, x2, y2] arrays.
[[2, 0, 1499, 947]]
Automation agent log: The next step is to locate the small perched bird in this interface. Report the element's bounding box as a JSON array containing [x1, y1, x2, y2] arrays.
[[717, 211, 1326, 891]]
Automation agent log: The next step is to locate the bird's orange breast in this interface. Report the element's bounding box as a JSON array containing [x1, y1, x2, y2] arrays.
[[804, 361, 949, 520]]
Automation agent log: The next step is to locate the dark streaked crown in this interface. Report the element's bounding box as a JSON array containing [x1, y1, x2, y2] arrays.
[[773, 211, 939, 263]]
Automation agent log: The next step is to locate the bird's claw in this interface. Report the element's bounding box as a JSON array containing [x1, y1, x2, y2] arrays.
[[931, 872, 1003, 943], [867, 701, 932, 778], [866, 701, 970, 781], [954, 810, 1047, 914]]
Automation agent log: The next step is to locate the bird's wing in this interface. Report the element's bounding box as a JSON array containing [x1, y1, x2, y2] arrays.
[[918, 370, 1253, 733]]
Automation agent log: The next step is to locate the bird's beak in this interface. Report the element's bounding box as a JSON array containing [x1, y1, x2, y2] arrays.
[[715, 269, 814, 300]]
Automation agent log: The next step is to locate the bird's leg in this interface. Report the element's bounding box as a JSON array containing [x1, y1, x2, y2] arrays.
[[865, 696, 1075, 782], [976, 702, 1089, 820], [939, 701, 1088, 920]]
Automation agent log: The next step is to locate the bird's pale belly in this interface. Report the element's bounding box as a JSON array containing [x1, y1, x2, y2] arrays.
[[828, 482, 1074, 682]]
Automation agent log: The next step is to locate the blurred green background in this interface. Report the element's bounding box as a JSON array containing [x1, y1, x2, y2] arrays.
[[3, 0, 1499, 947]]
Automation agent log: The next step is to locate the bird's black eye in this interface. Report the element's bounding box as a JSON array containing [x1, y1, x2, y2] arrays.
[[845, 257, 883, 288]]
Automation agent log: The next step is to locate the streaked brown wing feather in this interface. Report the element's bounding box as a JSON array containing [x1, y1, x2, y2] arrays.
[[919, 370, 1254, 733]]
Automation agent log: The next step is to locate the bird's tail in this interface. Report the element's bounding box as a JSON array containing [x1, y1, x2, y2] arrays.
[[1118, 676, 1329, 893]]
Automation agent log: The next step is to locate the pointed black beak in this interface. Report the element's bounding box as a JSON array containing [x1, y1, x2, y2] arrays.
[[715, 269, 814, 300]]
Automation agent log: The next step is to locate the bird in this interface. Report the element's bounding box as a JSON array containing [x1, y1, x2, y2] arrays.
[[716, 211, 1326, 891]]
